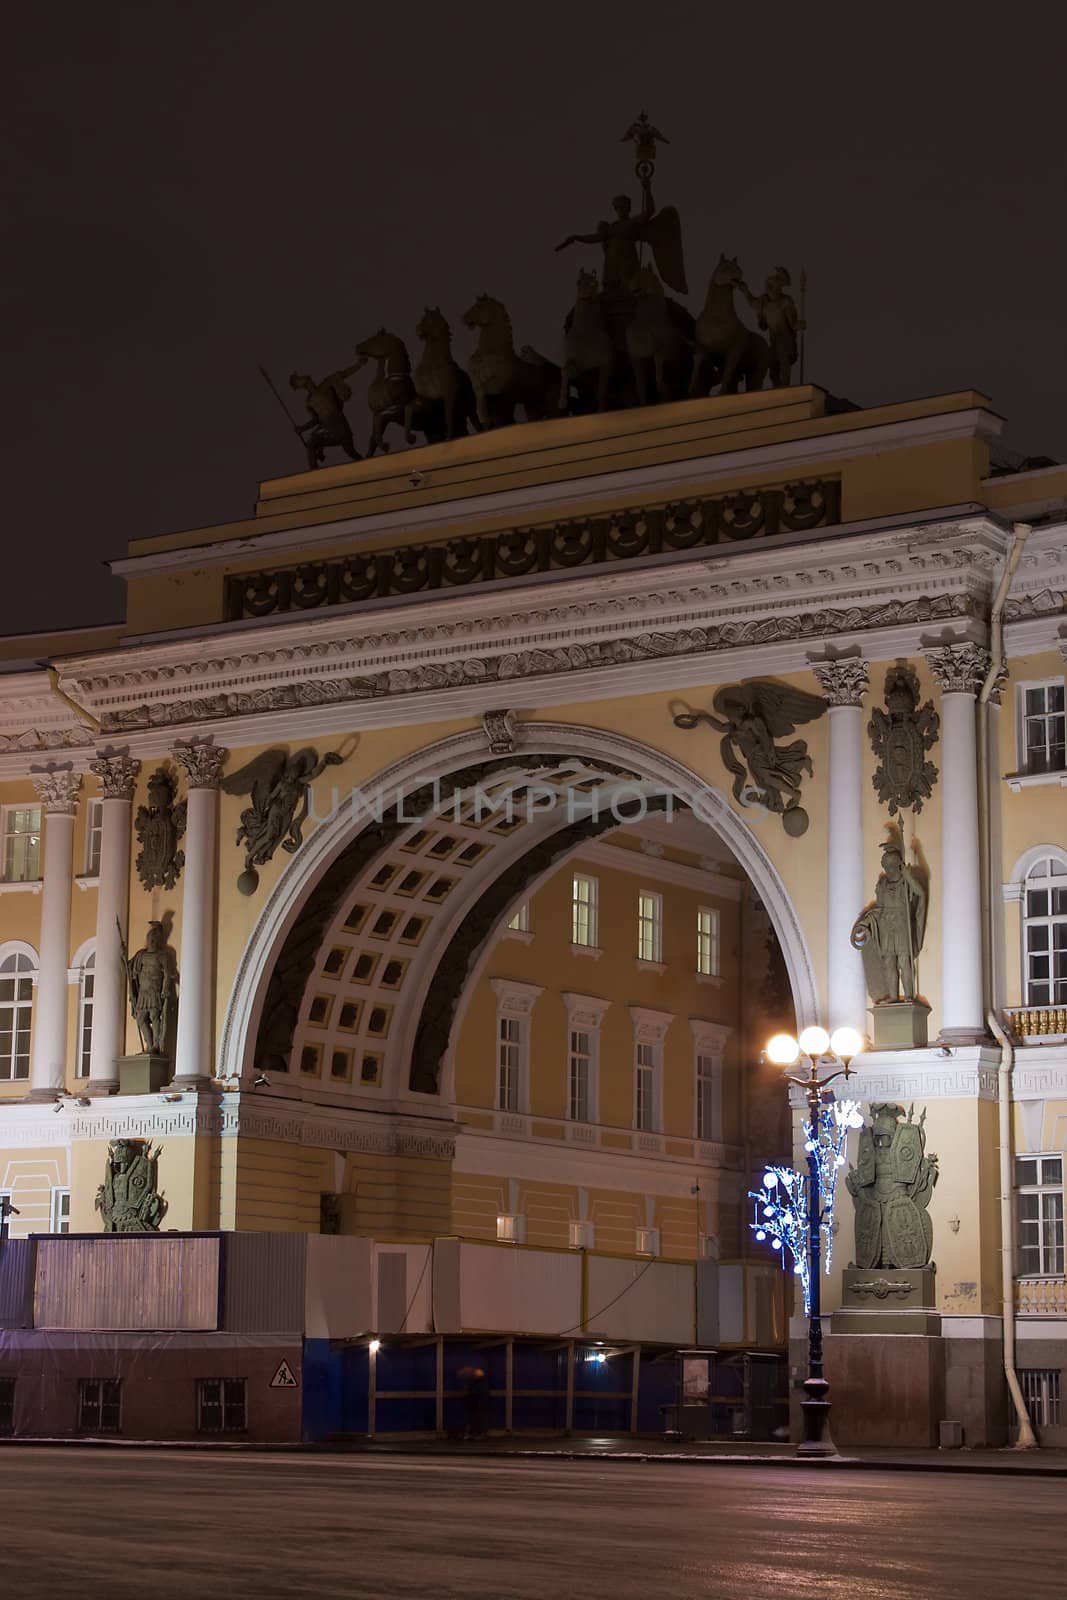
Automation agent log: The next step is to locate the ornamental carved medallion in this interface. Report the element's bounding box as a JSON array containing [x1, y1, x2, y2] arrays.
[[868, 664, 939, 814]]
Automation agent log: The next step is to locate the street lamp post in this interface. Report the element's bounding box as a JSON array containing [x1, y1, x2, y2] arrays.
[[765, 1024, 863, 1459]]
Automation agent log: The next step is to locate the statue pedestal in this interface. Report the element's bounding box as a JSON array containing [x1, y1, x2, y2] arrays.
[[870, 1000, 930, 1050], [117, 1053, 171, 1095], [834, 1266, 940, 1335]]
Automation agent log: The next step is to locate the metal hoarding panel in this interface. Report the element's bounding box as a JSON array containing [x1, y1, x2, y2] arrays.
[[34, 1237, 220, 1331], [0, 1239, 36, 1328], [223, 1232, 306, 1334]]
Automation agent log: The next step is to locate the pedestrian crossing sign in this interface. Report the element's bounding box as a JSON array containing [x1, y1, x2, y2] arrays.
[[270, 1360, 299, 1388]]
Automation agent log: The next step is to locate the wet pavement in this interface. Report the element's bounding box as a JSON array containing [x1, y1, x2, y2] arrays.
[[1, 1446, 1065, 1598]]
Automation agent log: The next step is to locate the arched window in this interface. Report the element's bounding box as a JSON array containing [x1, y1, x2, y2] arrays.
[[77, 951, 95, 1079], [0, 947, 36, 1082], [1023, 856, 1067, 1008]]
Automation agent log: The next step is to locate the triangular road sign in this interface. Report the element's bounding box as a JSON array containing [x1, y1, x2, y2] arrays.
[[270, 1359, 299, 1388]]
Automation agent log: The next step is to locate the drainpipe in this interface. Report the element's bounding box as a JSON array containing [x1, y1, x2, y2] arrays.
[[977, 521, 1036, 1448], [42, 664, 102, 734]]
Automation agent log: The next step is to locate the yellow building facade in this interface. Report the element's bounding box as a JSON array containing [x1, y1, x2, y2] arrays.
[[0, 384, 1064, 1445]]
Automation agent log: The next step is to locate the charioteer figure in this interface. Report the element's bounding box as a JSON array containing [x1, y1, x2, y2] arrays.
[[289, 364, 364, 470]]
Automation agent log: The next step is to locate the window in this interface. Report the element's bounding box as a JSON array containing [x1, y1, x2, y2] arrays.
[[1022, 858, 1067, 1008], [635, 1042, 659, 1132], [78, 1378, 121, 1433], [572, 874, 598, 947], [696, 1052, 719, 1141], [0, 1377, 13, 1435], [51, 1189, 71, 1234], [496, 1213, 526, 1243], [568, 1029, 592, 1123], [697, 907, 720, 976], [637, 892, 662, 963], [0, 952, 34, 1082], [636, 1226, 660, 1257], [507, 902, 530, 933], [198, 1377, 247, 1433], [76, 952, 95, 1078], [1016, 1155, 1064, 1276], [1020, 1369, 1062, 1427], [569, 1219, 594, 1250], [498, 1016, 522, 1112], [84, 799, 103, 877], [1021, 681, 1066, 774], [1, 806, 41, 883]]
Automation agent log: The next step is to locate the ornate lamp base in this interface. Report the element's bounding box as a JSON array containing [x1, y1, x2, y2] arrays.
[[796, 1376, 838, 1458]]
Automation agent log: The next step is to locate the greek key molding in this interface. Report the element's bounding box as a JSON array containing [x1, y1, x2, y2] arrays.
[[89, 751, 141, 800], [809, 656, 870, 707], [173, 740, 228, 790], [925, 640, 992, 695], [30, 765, 82, 814]]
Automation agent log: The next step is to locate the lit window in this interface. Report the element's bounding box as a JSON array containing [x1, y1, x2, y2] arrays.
[[496, 1213, 526, 1243], [569, 1219, 594, 1250], [507, 902, 530, 933], [0, 951, 35, 1082], [635, 1041, 660, 1132], [2, 807, 41, 883], [572, 875, 598, 947], [568, 1029, 592, 1123], [76, 952, 95, 1078], [696, 1052, 719, 1141], [78, 1378, 121, 1433], [697, 907, 720, 976], [1019, 1369, 1062, 1427], [1020, 681, 1066, 774], [636, 1226, 660, 1256], [198, 1378, 247, 1433], [1022, 857, 1067, 1008], [84, 799, 103, 877], [637, 892, 662, 963], [51, 1189, 71, 1234], [1016, 1155, 1064, 1276], [498, 1016, 523, 1112]]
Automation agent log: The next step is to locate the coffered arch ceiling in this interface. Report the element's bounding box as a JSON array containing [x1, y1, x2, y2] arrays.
[[220, 724, 818, 1094]]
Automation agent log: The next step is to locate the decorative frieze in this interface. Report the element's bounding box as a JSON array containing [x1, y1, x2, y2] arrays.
[[925, 641, 991, 695], [810, 656, 870, 707], [30, 765, 82, 814]]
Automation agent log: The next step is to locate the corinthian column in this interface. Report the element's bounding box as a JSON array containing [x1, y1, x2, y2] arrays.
[[810, 657, 869, 1037], [926, 641, 990, 1043], [28, 767, 82, 1099], [171, 741, 227, 1087], [87, 752, 141, 1094]]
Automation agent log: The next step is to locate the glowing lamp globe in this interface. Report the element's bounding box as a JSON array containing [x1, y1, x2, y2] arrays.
[[798, 1025, 830, 1057], [766, 1032, 800, 1066], [830, 1026, 864, 1062]]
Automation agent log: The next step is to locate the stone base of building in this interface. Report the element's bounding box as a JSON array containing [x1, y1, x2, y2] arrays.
[[117, 1053, 171, 1094], [870, 1001, 931, 1050]]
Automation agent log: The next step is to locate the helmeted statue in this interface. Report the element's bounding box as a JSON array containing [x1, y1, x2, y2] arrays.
[[851, 842, 927, 1003], [741, 267, 799, 388], [289, 365, 363, 470], [846, 1103, 938, 1268], [96, 1139, 167, 1234], [121, 921, 176, 1057]]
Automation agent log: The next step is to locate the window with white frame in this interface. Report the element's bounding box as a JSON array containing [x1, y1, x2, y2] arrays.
[[1019, 1369, 1062, 1427], [498, 1016, 523, 1112], [496, 1212, 526, 1243], [76, 951, 95, 1078], [572, 874, 598, 947], [697, 907, 720, 976], [1020, 680, 1066, 774], [637, 891, 663, 963], [568, 1029, 592, 1123], [696, 1052, 718, 1141], [51, 1188, 71, 1234], [635, 1041, 660, 1131], [635, 1226, 660, 1256], [1022, 857, 1067, 1008], [1016, 1155, 1064, 1276], [84, 799, 103, 877], [0, 950, 35, 1082], [507, 902, 530, 933], [1, 806, 41, 883], [490, 979, 541, 1115]]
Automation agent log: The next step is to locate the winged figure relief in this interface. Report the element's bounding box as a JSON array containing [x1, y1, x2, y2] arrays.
[[674, 679, 826, 835], [221, 746, 344, 890]]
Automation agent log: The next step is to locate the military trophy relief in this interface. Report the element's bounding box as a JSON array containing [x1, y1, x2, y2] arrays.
[[221, 745, 346, 895], [134, 766, 186, 891], [673, 679, 827, 836], [260, 112, 809, 470], [837, 1103, 941, 1333], [869, 664, 940, 815], [96, 1139, 167, 1234]]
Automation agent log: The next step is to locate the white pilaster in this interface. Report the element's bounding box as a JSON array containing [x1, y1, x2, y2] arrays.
[[28, 767, 81, 1099], [811, 657, 869, 1037], [87, 753, 141, 1094], [927, 643, 990, 1043], [172, 742, 227, 1086]]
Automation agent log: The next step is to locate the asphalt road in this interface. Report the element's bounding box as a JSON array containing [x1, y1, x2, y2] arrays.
[[0, 1448, 1063, 1599]]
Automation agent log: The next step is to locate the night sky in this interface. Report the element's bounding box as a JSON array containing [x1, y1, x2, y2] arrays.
[[4, 3, 1065, 637]]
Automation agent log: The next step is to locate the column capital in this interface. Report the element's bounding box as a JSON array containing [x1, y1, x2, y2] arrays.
[[89, 751, 141, 800], [809, 656, 870, 707], [925, 641, 991, 695], [173, 740, 227, 790], [30, 765, 82, 815]]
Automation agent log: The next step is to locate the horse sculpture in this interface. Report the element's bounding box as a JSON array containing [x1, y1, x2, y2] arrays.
[[624, 265, 694, 407], [559, 270, 615, 413], [405, 306, 479, 444], [690, 256, 769, 397], [354, 329, 415, 455], [462, 294, 561, 429]]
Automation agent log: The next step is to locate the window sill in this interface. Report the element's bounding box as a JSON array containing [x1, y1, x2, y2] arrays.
[[696, 972, 723, 987], [570, 943, 603, 960], [635, 958, 666, 975], [1005, 770, 1067, 793], [75, 875, 100, 892], [0, 880, 42, 895], [501, 927, 534, 944]]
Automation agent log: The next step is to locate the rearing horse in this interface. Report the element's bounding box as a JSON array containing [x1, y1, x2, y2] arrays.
[[559, 269, 614, 413], [690, 256, 769, 397], [462, 294, 561, 429], [406, 306, 479, 444]]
